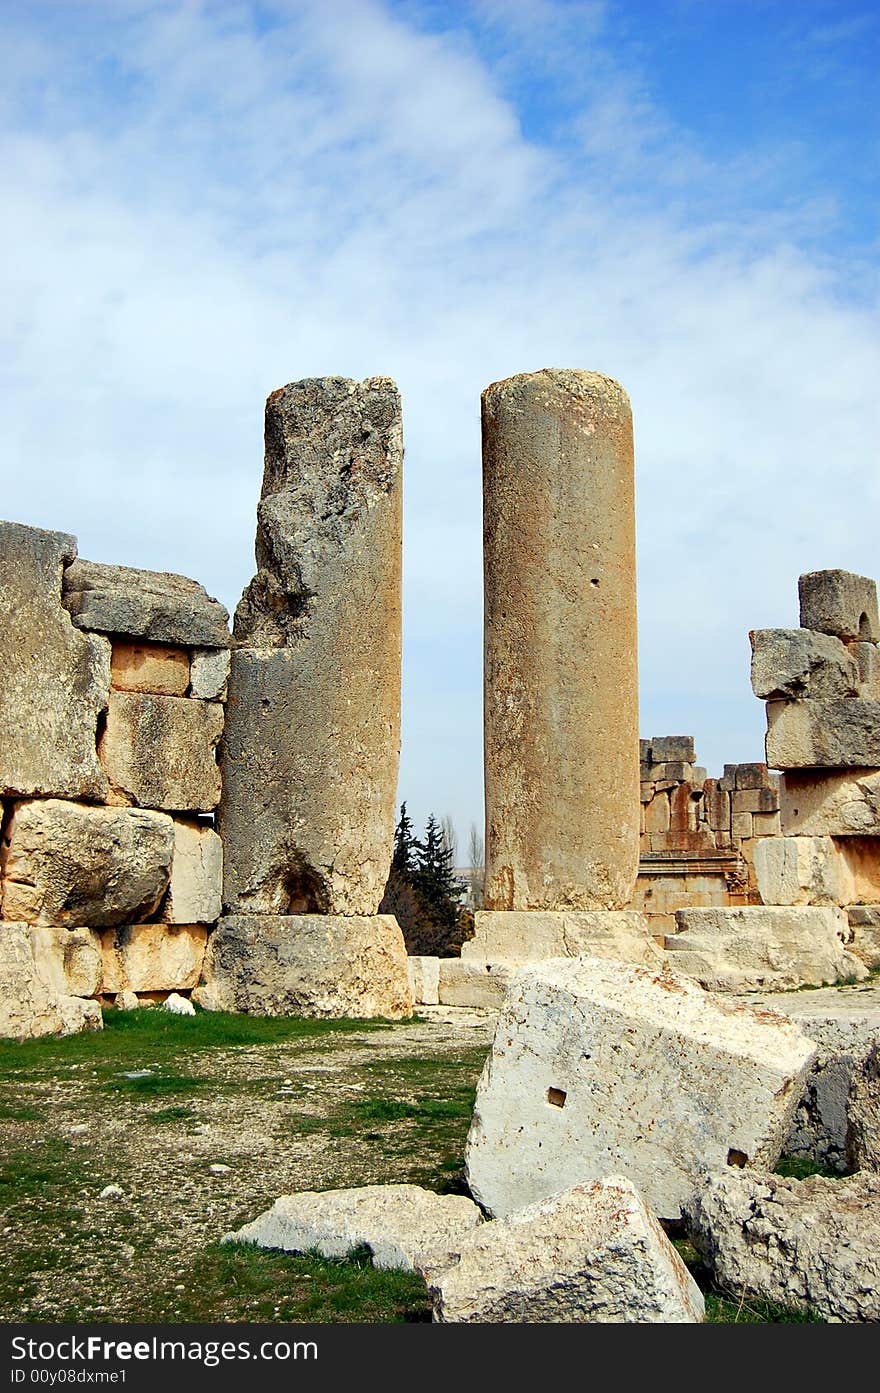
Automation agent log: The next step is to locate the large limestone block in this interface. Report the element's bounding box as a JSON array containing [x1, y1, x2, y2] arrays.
[[798, 568, 879, 643], [100, 923, 208, 993], [666, 906, 866, 991], [0, 522, 110, 800], [161, 819, 222, 924], [421, 1178, 704, 1324], [686, 1170, 880, 1323], [62, 559, 230, 648], [30, 927, 103, 997], [753, 835, 853, 906], [464, 910, 663, 965], [766, 698, 880, 769], [407, 956, 440, 1006], [464, 959, 816, 1222], [482, 369, 639, 912], [780, 768, 880, 835], [847, 1040, 880, 1172], [226, 1185, 483, 1272], [1, 799, 175, 927], [438, 959, 521, 1008], [219, 650, 392, 915], [0, 924, 102, 1039], [201, 914, 412, 1019], [110, 642, 190, 696], [749, 628, 859, 700], [99, 692, 223, 812], [221, 378, 402, 917]]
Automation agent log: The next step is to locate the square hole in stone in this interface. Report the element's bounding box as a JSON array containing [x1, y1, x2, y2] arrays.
[[547, 1087, 567, 1109]]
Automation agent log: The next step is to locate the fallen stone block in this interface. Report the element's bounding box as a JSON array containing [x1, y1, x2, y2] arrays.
[[438, 959, 520, 1009], [1, 799, 175, 928], [464, 958, 816, 1221], [847, 1040, 880, 1172], [420, 1177, 704, 1324], [847, 905, 880, 969], [63, 559, 230, 648], [226, 1185, 483, 1272], [99, 692, 223, 812], [189, 649, 231, 701], [59, 996, 103, 1035], [202, 914, 412, 1019], [799, 568, 879, 643], [100, 923, 208, 994], [407, 956, 440, 1006], [780, 768, 880, 836], [164, 992, 196, 1016], [766, 698, 880, 769], [747, 989, 880, 1173], [686, 1169, 880, 1323], [29, 927, 103, 997], [666, 906, 866, 991], [110, 641, 190, 696], [753, 836, 853, 906], [463, 910, 663, 965], [750, 628, 859, 700], [0, 522, 110, 800], [161, 819, 222, 924]]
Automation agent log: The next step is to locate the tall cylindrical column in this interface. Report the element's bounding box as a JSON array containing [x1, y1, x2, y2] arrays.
[[482, 368, 639, 911]]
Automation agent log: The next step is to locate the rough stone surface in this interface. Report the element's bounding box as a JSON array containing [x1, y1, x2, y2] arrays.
[[0, 923, 102, 1039], [464, 958, 816, 1221], [767, 697, 880, 769], [110, 642, 190, 696], [798, 568, 879, 643], [161, 819, 223, 924], [189, 649, 231, 701], [226, 1184, 483, 1272], [847, 905, 880, 969], [29, 927, 103, 998], [421, 1178, 704, 1324], [666, 906, 865, 992], [650, 736, 695, 763], [482, 370, 639, 912], [0, 522, 110, 800], [99, 693, 223, 812], [780, 768, 880, 836], [853, 641, 880, 699], [464, 910, 663, 966], [847, 1040, 880, 1171], [437, 959, 520, 1009], [164, 992, 196, 1016], [753, 836, 853, 906], [100, 923, 208, 994], [685, 1169, 880, 1323], [749, 628, 859, 700], [114, 990, 139, 1011], [1, 799, 175, 928], [220, 378, 402, 917], [63, 559, 230, 648], [201, 914, 412, 1019], [407, 956, 440, 1006]]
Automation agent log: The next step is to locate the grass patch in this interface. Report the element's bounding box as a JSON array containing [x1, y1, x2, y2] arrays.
[[148, 1106, 198, 1125], [106, 1072, 209, 1097], [705, 1292, 822, 1323], [147, 1242, 431, 1324], [774, 1156, 840, 1181], [0, 1104, 41, 1122]]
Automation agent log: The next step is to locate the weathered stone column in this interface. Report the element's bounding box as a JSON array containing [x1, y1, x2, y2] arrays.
[[211, 377, 411, 1020], [482, 369, 640, 913], [219, 377, 403, 917]]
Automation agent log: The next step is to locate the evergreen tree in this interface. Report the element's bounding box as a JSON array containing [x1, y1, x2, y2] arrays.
[[415, 813, 465, 924], [390, 801, 418, 877]]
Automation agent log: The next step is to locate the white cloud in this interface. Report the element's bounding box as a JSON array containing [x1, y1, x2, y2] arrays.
[[1, 0, 878, 837]]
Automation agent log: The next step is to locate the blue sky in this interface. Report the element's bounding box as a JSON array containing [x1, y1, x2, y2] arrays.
[[2, 0, 878, 852]]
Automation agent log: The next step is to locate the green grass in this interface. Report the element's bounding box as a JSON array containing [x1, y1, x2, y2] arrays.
[[673, 1239, 823, 1323], [148, 1106, 199, 1125], [774, 1155, 840, 1181]]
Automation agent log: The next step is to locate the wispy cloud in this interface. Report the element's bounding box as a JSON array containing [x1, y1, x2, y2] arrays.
[[1, 0, 878, 833]]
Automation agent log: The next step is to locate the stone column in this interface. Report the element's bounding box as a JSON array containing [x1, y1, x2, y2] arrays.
[[211, 377, 411, 1019], [482, 368, 640, 914]]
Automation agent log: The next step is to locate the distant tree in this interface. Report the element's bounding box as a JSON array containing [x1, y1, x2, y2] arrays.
[[380, 806, 468, 956], [390, 801, 418, 878], [441, 815, 457, 867], [467, 822, 485, 909]]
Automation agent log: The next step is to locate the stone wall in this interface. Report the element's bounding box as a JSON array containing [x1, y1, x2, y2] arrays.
[[0, 521, 229, 1036], [632, 736, 780, 935]]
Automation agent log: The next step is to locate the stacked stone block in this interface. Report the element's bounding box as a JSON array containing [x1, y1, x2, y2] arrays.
[[751, 569, 880, 973], [0, 521, 229, 1036]]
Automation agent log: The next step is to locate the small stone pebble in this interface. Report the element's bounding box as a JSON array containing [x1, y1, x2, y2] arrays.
[[209, 1164, 231, 1175], [99, 1184, 124, 1200]]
